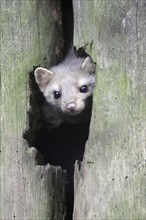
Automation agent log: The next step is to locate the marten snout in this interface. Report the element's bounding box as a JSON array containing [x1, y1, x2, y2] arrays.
[[66, 102, 76, 112]]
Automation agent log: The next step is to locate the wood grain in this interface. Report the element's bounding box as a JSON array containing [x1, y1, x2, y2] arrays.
[[0, 0, 66, 219], [73, 0, 146, 219]]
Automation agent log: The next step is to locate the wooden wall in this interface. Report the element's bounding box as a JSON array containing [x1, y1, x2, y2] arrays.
[[0, 0, 66, 219], [73, 0, 146, 219]]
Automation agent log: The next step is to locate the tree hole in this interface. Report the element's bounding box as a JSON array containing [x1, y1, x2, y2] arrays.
[[24, 58, 91, 220]]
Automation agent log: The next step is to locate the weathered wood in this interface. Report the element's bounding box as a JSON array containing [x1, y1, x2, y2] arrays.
[[73, 0, 146, 219], [0, 0, 66, 219]]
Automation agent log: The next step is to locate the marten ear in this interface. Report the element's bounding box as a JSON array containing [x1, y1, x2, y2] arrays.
[[34, 67, 54, 90], [82, 56, 96, 74]]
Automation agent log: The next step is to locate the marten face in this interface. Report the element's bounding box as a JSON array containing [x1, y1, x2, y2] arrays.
[[34, 56, 96, 116]]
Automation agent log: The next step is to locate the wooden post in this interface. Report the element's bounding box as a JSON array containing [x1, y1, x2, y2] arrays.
[[0, 0, 66, 219], [73, 0, 146, 219]]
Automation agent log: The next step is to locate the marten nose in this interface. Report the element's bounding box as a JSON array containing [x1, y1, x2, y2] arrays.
[[66, 102, 76, 112]]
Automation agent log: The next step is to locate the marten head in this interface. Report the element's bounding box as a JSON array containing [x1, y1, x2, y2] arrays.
[[34, 53, 96, 116]]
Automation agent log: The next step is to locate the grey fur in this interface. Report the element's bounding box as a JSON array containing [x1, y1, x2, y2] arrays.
[[34, 50, 96, 127]]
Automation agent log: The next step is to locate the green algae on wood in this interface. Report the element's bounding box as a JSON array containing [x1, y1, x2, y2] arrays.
[[73, 0, 146, 219]]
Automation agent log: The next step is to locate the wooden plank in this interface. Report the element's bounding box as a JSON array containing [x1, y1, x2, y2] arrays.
[[73, 0, 146, 219], [0, 0, 66, 219]]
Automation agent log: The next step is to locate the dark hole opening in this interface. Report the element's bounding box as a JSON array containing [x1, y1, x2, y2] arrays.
[[24, 1, 92, 219], [62, 0, 74, 56]]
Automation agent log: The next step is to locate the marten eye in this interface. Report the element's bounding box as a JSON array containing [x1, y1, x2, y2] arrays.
[[54, 91, 61, 99], [79, 85, 88, 93]]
